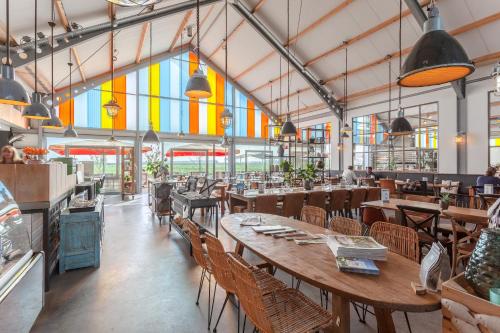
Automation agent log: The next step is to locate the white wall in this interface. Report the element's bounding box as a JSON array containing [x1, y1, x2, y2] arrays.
[[299, 67, 494, 175]]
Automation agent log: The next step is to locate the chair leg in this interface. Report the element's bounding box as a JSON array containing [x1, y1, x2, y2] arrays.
[[208, 275, 212, 330], [237, 300, 240, 333], [242, 315, 247, 333], [404, 312, 412, 333], [212, 294, 229, 333], [196, 269, 206, 306], [209, 281, 217, 330]]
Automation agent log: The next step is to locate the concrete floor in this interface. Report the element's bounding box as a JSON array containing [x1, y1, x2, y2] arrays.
[[31, 194, 441, 333]]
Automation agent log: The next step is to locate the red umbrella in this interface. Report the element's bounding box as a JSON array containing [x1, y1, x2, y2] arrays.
[[165, 150, 230, 157], [49, 145, 151, 156]]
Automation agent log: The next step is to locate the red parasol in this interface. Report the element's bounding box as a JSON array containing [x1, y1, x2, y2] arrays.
[[49, 145, 151, 156]]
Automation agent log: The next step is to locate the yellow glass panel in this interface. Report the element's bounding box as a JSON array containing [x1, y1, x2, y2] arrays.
[[495, 138, 500, 147], [207, 67, 217, 135], [101, 80, 112, 129], [149, 64, 160, 131]]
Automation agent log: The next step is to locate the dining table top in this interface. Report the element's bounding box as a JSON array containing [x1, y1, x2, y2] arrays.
[[221, 213, 441, 313], [362, 199, 489, 223]]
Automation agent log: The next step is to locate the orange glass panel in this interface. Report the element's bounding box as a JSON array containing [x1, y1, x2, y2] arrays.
[[261, 113, 269, 138], [247, 99, 255, 138], [189, 52, 199, 134], [113, 76, 127, 130], [58, 98, 74, 126], [399, 66, 472, 87], [216, 73, 225, 136]]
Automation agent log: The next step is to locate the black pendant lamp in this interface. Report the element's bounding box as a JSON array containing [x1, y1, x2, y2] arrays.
[[390, 0, 413, 136], [63, 51, 78, 138], [340, 44, 351, 135], [143, 20, 160, 144], [0, 0, 31, 106], [398, 2, 474, 87], [185, 0, 212, 99], [280, 0, 296, 138], [42, 2, 63, 129], [23, 0, 50, 119]]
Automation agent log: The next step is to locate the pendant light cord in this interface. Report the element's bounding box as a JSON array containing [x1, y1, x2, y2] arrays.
[[286, 0, 290, 115], [149, 20, 153, 128], [34, 0, 38, 93], [196, 0, 200, 66], [68, 49, 73, 126], [111, 10, 115, 101], [224, 0, 228, 88], [398, 0, 402, 109], [50, 0, 55, 110], [344, 44, 348, 125], [388, 56, 392, 111], [5, 0, 10, 64]]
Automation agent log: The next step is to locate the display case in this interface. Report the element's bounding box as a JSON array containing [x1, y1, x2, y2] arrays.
[[0, 182, 33, 290]]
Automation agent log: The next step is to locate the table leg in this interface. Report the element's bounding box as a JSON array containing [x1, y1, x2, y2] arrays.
[[215, 205, 219, 238], [220, 186, 226, 216], [374, 307, 396, 333], [328, 294, 350, 333], [235, 241, 244, 256]]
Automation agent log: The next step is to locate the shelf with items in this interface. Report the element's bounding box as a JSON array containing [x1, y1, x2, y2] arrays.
[[121, 147, 135, 200]]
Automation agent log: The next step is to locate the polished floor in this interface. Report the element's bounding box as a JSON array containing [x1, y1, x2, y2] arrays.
[[32, 194, 441, 333]]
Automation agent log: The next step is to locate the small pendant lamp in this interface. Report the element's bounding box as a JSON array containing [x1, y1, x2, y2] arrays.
[[142, 20, 159, 144], [220, 0, 233, 130], [398, 2, 474, 87], [41, 4, 62, 129], [0, 0, 31, 106], [340, 44, 351, 135], [280, 0, 296, 138], [23, 0, 50, 119], [103, 12, 121, 118], [63, 51, 78, 138], [185, 0, 212, 99]]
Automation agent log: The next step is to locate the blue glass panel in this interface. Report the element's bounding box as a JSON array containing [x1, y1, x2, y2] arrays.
[[87, 88, 101, 128], [180, 52, 189, 134], [238, 92, 247, 137], [74, 93, 88, 128], [138, 68, 149, 130], [160, 59, 171, 132], [225, 82, 233, 136], [169, 57, 180, 133]]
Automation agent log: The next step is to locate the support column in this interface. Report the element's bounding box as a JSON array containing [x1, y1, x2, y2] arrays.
[[457, 92, 467, 174]]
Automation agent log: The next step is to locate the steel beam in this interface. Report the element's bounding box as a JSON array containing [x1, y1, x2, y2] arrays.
[[230, 0, 343, 121], [403, 0, 465, 99], [7, 0, 221, 68]]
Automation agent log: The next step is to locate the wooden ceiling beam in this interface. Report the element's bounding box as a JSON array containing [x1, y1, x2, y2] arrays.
[[135, 22, 150, 64], [207, 0, 267, 59], [234, 0, 353, 82], [249, 0, 431, 95], [169, 10, 193, 52]]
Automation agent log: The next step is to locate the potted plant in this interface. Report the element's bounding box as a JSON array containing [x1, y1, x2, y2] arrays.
[[298, 163, 317, 190], [440, 192, 451, 210], [144, 148, 169, 180], [280, 160, 291, 173]]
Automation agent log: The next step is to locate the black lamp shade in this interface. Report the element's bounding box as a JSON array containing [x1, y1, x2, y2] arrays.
[[280, 115, 297, 137], [63, 124, 78, 138], [22, 92, 51, 119], [390, 116, 413, 135], [399, 10, 474, 87], [143, 127, 160, 144], [0, 64, 31, 106], [185, 68, 212, 99], [41, 109, 63, 129]]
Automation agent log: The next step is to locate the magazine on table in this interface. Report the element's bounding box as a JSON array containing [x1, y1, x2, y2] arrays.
[[327, 235, 387, 261], [252, 225, 286, 233], [336, 257, 380, 275]]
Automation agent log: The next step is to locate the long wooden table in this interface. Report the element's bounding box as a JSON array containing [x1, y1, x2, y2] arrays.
[[362, 199, 488, 222], [222, 213, 441, 333]]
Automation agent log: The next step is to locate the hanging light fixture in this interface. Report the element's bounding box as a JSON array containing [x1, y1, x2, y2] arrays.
[[42, 2, 62, 129], [280, 0, 296, 138], [143, 20, 160, 144], [220, 0, 233, 130], [63, 51, 78, 137], [0, 0, 31, 106], [103, 11, 121, 118], [185, 0, 212, 99], [390, 0, 413, 136], [492, 62, 500, 96], [398, 1, 474, 87], [340, 43, 351, 135], [106, 0, 157, 7], [23, 0, 50, 119]]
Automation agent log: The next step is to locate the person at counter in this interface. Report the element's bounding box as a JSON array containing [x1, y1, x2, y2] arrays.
[[342, 165, 357, 185], [365, 166, 378, 180], [476, 166, 500, 192], [0, 145, 24, 164]]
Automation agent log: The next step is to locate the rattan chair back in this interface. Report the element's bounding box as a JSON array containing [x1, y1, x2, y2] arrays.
[[204, 233, 236, 293], [307, 191, 327, 210], [301, 205, 327, 228], [330, 216, 362, 236], [255, 195, 279, 215], [349, 188, 367, 209], [330, 189, 349, 212], [370, 221, 420, 262], [185, 219, 211, 272], [282, 192, 305, 219]]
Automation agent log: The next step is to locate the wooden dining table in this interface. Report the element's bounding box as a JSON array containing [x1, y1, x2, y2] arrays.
[[221, 213, 442, 333]]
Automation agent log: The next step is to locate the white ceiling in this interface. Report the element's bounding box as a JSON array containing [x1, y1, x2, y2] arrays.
[[2, 0, 499, 119]]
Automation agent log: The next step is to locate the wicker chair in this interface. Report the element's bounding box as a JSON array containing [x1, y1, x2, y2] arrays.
[[300, 205, 327, 228], [184, 219, 214, 330], [365, 187, 381, 201], [329, 189, 349, 217], [379, 179, 399, 198], [330, 216, 362, 236], [443, 211, 487, 277], [255, 195, 279, 215], [227, 253, 332, 333], [306, 191, 328, 210], [281, 192, 305, 219], [204, 234, 286, 332], [345, 188, 367, 218]]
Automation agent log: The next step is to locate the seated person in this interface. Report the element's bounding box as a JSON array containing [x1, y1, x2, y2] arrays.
[[342, 165, 357, 185], [0, 145, 25, 164], [365, 166, 378, 180], [476, 166, 500, 192]]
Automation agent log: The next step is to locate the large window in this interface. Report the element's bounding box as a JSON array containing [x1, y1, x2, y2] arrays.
[[489, 91, 500, 167], [352, 102, 438, 172]]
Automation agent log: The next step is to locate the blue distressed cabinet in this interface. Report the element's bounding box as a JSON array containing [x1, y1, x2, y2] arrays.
[[59, 195, 104, 273]]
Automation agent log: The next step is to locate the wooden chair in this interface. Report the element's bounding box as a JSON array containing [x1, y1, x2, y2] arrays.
[[227, 253, 332, 333], [345, 188, 367, 218], [405, 194, 436, 203], [379, 179, 399, 198], [330, 216, 362, 236], [477, 193, 500, 210], [281, 192, 305, 219], [301, 205, 327, 228], [361, 178, 376, 187], [361, 206, 387, 231], [204, 234, 287, 332], [329, 189, 349, 217], [255, 195, 279, 215], [306, 191, 327, 210], [365, 187, 381, 201], [443, 211, 488, 277], [184, 219, 214, 330]]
